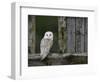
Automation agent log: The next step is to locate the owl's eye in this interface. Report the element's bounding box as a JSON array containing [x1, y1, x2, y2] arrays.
[[49, 34, 51, 36], [46, 34, 48, 36]]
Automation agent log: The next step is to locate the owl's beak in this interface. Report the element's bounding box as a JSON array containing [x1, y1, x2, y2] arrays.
[[47, 38, 50, 40]]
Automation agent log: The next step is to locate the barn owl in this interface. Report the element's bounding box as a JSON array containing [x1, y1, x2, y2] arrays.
[[40, 31, 53, 60]]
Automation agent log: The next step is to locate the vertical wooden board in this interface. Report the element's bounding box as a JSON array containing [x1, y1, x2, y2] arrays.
[[80, 18, 85, 53], [28, 15, 32, 54], [31, 16, 36, 54], [75, 18, 82, 53], [66, 17, 75, 53], [84, 18, 88, 52], [28, 15, 35, 54], [58, 16, 67, 53]]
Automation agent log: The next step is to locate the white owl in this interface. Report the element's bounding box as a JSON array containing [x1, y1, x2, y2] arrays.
[[40, 31, 53, 60]]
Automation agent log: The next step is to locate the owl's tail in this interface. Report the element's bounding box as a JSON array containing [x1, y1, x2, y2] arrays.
[[40, 53, 48, 61]]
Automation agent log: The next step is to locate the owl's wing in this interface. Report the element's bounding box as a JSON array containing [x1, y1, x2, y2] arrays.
[[40, 39, 53, 60]]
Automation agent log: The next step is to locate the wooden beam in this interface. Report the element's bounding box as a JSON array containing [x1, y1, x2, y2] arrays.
[[28, 53, 87, 59]]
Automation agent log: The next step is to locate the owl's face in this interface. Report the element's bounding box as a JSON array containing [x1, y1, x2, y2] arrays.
[[44, 31, 53, 40]]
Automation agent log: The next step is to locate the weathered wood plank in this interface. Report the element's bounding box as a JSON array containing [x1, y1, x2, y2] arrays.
[[80, 18, 85, 53], [28, 15, 36, 54], [66, 17, 75, 53], [28, 53, 87, 59], [75, 18, 82, 53], [58, 16, 67, 53], [84, 18, 88, 52]]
